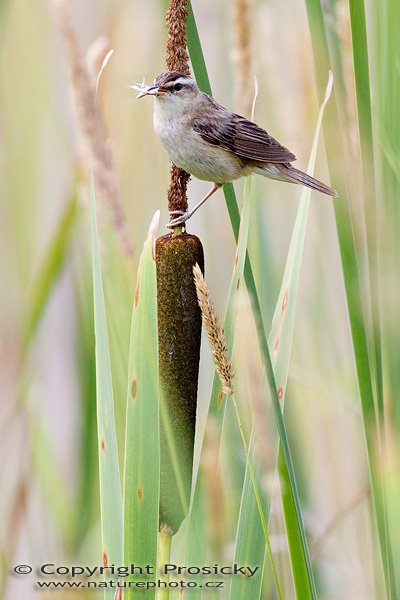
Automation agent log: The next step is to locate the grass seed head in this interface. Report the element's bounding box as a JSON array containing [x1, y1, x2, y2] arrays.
[[193, 264, 234, 396]]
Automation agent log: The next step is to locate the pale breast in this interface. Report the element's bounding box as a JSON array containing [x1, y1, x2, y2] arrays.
[[153, 108, 244, 184]]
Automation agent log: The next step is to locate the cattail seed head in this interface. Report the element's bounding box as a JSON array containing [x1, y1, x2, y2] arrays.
[[156, 234, 204, 533]]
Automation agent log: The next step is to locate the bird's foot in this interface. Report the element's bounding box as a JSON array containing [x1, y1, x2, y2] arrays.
[[166, 210, 193, 229]]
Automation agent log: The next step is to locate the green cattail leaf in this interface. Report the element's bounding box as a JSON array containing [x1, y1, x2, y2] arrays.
[[348, 0, 382, 426], [186, 3, 212, 96], [348, 4, 392, 588], [76, 282, 99, 542], [156, 232, 204, 534], [90, 176, 123, 599], [230, 74, 334, 600], [230, 75, 332, 600], [269, 73, 332, 401], [123, 212, 160, 598], [305, 1, 395, 595], [271, 74, 333, 600], [186, 9, 311, 597], [374, 0, 400, 589], [228, 442, 268, 600]]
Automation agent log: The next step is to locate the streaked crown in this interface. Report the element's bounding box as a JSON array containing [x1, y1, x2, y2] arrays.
[[154, 71, 197, 93]]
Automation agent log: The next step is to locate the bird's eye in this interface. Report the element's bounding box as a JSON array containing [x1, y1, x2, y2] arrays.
[[173, 83, 183, 91]]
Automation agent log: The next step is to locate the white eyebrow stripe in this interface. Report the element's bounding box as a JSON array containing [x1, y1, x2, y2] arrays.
[[165, 76, 193, 87]]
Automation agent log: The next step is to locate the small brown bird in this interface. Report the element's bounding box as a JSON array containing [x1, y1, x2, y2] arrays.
[[132, 71, 336, 227]]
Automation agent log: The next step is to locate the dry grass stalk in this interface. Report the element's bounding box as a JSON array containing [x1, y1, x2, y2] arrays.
[[193, 265, 234, 395], [165, 0, 191, 214], [52, 0, 133, 257], [232, 0, 254, 118]]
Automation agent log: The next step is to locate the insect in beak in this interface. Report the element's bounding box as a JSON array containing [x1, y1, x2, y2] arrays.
[[138, 85, 157, 98], [129, 84, 166, 98]]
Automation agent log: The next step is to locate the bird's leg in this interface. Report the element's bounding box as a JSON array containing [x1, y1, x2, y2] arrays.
[[167, 184, 221, 229]]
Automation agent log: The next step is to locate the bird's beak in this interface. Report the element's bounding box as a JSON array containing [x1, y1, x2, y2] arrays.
[[136, 85, 167, 99]]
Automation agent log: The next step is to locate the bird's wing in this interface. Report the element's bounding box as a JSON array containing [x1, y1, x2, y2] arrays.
[[192, 112, 296, 163]]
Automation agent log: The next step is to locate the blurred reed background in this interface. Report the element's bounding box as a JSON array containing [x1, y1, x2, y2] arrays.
[[0, 0, 399, 598]]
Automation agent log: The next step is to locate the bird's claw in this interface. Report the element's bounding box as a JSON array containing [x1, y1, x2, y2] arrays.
[[166, 210, 192, 229]]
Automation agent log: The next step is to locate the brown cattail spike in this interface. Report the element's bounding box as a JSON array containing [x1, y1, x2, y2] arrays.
[[156, 233, 204, 533]]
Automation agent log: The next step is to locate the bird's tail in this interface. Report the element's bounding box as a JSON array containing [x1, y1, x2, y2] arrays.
[[282, 165, 336, 196]]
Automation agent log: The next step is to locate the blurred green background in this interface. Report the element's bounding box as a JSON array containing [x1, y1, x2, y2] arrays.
[[1, 0, 399, 598]]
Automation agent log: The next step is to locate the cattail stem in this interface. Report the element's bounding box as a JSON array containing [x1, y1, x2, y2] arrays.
[[158, 525, 172, 600]]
